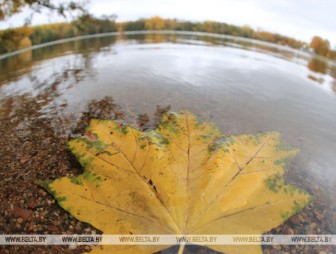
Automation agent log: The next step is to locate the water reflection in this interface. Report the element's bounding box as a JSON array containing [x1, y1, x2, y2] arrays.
[[308, 58, 328, 74], [2, 32, 336, 95], [0, 33, 336, 252], [0, 36, 116, 86], [306, 56, 336, 93]]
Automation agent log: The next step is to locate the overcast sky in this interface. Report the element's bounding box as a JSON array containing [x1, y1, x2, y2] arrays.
[[1, 0, 335, 46]]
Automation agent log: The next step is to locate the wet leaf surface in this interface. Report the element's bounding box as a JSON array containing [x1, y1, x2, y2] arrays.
[[45, 111, 311, 254]]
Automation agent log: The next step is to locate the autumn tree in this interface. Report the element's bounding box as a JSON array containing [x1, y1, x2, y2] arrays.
[[0, 26, 33, 54], [0, 0, 88, 54], [310, 36, 330, 57], [0, 1, 120, 54], [144, 16, 165, 30]]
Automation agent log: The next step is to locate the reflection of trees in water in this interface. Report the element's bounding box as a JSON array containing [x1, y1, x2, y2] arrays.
[[330, 67, 336, 93], [332, 80, 336, 94], [123, 33, 297, 62], [1, 38, 172, 135], [330, 64, 336, 82], [1, 80, 172, 137], [1, 35, 119, 133], [307, 58, 328, 74], [32, 58, 98, 134], [307, 57, 336, 93], [145, 33, 165, 43], [307, 74, 324, 84], [0, 50, 33, 86], [0, 35, 116, 85], [7, 47, 98, 134]]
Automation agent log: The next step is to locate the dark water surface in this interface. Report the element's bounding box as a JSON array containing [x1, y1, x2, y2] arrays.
[[1, 32, 336, 238]]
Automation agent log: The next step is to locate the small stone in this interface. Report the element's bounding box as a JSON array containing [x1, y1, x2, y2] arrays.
[[263, 249, 271, 254], [286, 227, 294, 235], [13, 206, 33, 220], [38, 189, 47, 196], [289, 214, 303, 225], [84, 246, 92, 251], [27, 201, 37, 209], [20, 156, 29, 165], [272, 245, 281, 251], [310, 222, 317, 230], [270, 249, 279, 254], [314, 211, 324, 221], [68, 244, 77, 250]]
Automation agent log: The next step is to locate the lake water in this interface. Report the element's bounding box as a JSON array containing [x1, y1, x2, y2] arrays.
[[1, 31, 336, 246]]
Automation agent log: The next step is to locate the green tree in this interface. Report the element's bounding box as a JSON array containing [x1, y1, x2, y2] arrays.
[[123, 19, 146, 31]]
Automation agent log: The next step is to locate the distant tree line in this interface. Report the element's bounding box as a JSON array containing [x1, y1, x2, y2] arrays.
[[0, 15, 117, 54], [122, 17, 304, 48], [121, 17, 336, 59], [1, 16, 335, 59]]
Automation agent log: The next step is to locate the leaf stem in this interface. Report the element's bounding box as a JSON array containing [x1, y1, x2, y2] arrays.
[[177, 242, 185, 254]]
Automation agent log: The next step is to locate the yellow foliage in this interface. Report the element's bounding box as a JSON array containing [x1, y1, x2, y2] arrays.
[[44, 112, 310, 254], [18, 36, 32, 49], [310, 36, 330, 56], [145, 16, 165, 30]]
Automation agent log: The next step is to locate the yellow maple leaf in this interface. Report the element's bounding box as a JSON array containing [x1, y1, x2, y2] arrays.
[[43, 111, 311, 254]]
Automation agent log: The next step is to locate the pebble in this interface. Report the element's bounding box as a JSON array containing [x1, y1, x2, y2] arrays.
[[19, 156, 29, 165], [27, 201, 38, 209], [12, 206, 33, 220], [270, 249, 279, 254], [285, 227, 294, 235], [68, 244, 77, 250], [289, 214, 303, 225], [314, 211, 324, 221], [84, 246, 92, 251], [272, 245, 281, 251]]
